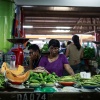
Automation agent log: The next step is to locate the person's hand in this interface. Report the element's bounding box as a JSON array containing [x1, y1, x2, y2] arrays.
[[34, 66, 45, 70], [33, 66, 49, 73], [29, 55, 36, 61]]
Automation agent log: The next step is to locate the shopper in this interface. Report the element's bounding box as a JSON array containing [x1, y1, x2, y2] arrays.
[[66, 40, 72, 56], [60, 42, 66, 54], [67, 40, 72, 46], [62, 41, 72, 75], [37, 39, 74, 76], [28, 44, 42, 69], [66, 35, 84, 73]]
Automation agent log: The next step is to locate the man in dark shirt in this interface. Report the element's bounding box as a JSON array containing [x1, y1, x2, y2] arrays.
[[28, 44, 41, 69]]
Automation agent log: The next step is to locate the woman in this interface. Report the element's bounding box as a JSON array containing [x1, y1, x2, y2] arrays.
[[66, 35, 84, 73], [38, 39, 74, 77]]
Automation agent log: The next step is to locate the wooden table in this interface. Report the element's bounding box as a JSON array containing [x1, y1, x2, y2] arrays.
[[0, 91, 100, 100]]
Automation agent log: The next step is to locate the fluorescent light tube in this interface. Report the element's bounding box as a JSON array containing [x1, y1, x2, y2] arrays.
[[23, 25, 33, 28], [52, 30, 70, 32], [38, 37, 46, 39], [56, 27, 71, 29]]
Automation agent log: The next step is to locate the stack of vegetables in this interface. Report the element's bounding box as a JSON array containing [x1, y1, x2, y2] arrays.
[[57, 73, 100, 88], [0, 62, 100, 89], [73, 73, 100, 88], [0, 73, 5, 89], [57, 73, 83, 83], [81, 75, 100, 87], [58, 75, 75, 82], [26, 71, 58, 87], [0, 62, 30, 85]]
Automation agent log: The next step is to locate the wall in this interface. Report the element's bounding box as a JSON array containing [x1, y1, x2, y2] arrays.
[[0, 0, 14, 53]]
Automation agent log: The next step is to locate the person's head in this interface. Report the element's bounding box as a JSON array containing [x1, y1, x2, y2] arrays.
[[67, 41, 72, 46], [72, 35, 81, 50], [48, 39, 60, 56], [28, 44, 40, 60], [72, 35, 79, 42], [61, 42, 66, 48]]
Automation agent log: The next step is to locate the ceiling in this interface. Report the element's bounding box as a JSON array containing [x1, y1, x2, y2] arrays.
[[20, 6, 100, 41]]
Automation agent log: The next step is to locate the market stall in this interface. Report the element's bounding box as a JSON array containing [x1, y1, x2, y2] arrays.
[[0, 62, 100, 100]]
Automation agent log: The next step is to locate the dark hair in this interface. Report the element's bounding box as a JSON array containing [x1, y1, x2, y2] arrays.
[[67, 41, 72, 45], [28, 44, 40, 53], [72, 35, 81, 50], [61, 42, 66, 48], [48, 39, 60, 48]]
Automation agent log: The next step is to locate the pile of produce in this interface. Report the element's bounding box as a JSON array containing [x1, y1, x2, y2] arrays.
[[91, 75, 100, 83], [58, 73, 100, 88], [5, 70, 30, 84], [1, 62, 24, 76], [26, 71, 58, 87], [74, 74, 100, 88], [57, 73, 82, 82], [0, 62, 30, 85], [0, 73, 5, 89], [0, 62, 100, 90], [58, 75, 75, 82]]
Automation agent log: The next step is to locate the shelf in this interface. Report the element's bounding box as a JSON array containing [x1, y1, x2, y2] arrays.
[[7, 38, 29, 44]]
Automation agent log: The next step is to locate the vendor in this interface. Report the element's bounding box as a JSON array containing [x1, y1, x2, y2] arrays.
[[37, 39, 74, 76], [28, 44, 42, 69]]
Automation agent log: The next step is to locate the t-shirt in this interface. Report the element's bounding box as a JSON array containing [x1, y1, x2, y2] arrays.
[[32, 56, 42, 69], [67, 44, 83, 65], [27, 55, 42, 69], [38, 54, 69, 76]]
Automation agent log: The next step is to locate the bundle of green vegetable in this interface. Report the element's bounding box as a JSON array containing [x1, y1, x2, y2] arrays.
[[41, 43, 49, 53], [83, 47, 95, 59], [26, 71, 58, 87], [91, 75, 100, 83], [58, 75, 75, 82], [0, 74, 5, 89], [75, 74, 100, 88]]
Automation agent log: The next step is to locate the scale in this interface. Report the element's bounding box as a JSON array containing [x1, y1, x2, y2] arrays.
[[7, 6, 29, 67], [7, 38, 29, 67]]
